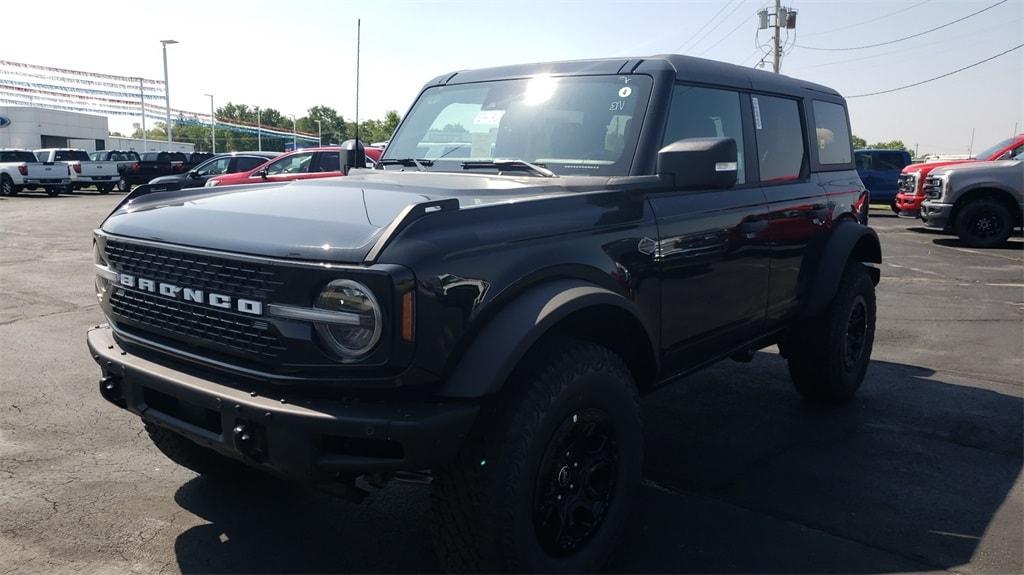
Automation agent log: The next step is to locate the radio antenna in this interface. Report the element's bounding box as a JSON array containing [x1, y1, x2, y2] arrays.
[[355, 18, 360, 145]]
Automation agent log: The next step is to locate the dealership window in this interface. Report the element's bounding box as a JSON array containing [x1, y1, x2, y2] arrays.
[[752, 95, 805, 183], [663, 85, 745, 184], [812, 100, 852, 165]]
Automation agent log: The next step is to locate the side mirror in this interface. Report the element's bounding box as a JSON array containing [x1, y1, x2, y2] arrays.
[[256, 168, 269, 179], [340, 139, 366, 175], [188, 170, 200, 178], [657, 137, 737, 190]]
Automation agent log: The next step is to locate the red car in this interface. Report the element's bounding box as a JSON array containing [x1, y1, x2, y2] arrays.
[[895, 134, 1024, 217], [204, 146, 382, 188]]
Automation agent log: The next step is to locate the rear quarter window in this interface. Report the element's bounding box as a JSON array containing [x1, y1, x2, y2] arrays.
[[812, 100, 852, 165]]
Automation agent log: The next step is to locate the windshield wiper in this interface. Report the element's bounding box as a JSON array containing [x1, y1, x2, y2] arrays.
[[461, 159, 556, 178], [377, 158, 434, 171]]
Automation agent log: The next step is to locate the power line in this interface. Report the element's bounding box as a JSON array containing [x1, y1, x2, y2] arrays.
[[674, 0, 740, 53], [847, 43, 1023, 98], [698, 5, 756, 56], [797, 0, 1009, 51], [789, 16, 1024, 72], [801, 0, 932, 38], [688, 0, 749, 55]]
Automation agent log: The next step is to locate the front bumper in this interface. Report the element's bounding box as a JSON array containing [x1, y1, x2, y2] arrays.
[[894, 193, 924, 218], [88, 325, 479, 480], [920, 201, 953, 230]]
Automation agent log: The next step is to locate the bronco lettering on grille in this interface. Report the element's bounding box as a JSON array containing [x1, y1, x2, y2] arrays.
[[117, 273, 263, 316]]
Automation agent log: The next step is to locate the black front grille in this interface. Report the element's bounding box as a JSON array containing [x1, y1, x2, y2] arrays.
[[104, 240, 284, 301], [104, 239, 288, 360], [110, 288, 287, 359]]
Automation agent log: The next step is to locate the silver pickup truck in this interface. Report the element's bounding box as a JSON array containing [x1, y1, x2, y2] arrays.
[[0, 148, 72, 196], [921, 159, 1024, 247], [34, 148, 120, 194]]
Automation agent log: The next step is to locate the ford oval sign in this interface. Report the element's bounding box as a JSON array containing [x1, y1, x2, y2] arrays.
[[0, 116, 10, 128]]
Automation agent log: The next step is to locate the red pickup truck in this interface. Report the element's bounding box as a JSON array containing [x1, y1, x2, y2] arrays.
[[205, 146, 382, 188], [895, 134, 1024, 217]]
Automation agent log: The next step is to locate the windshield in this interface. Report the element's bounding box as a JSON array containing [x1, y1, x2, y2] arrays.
[[384, 74, 652, 176], [973, 136, 1016, 160]]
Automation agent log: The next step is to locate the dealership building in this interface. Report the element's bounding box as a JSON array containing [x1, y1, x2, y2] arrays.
[[0, 106, 193, 153]]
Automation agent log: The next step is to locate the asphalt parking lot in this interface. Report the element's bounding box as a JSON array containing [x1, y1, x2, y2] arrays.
[[1, 191, 1021, 574]]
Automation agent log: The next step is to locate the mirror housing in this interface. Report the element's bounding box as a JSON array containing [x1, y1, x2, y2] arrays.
[[340, 139, 366, 175], [188, 170, 200, 178], [255, 168, 268, 179], [657, 137, 738, 190]]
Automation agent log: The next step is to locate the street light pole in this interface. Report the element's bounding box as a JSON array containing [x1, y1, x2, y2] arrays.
[[204, 93, 215, 153], [290, 114, 296, 149], [256, 106, 262, 151], [316, 120, 322, 146], [160, 40, 178, 145], [139, 78, 148, 152]]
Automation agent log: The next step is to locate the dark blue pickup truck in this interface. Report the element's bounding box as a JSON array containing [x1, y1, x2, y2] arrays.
[[855, 149, 912, 211]]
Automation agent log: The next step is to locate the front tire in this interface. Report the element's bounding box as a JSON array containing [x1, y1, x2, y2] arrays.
[[786, 263, 876, 403], [431, 339, 642, 572], [116, 177, 129, 193], [955, 199, 1012, 248], [98, 185, 113, 194]]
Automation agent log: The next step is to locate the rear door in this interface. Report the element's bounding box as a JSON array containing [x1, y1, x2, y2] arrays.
[[754, 94, 830, 326], [649, 84, 770, 371]]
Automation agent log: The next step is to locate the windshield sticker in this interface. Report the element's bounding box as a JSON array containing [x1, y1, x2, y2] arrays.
[[752, 97, 763, 130], [473, 110, 505, 125], [618, 86, 632, 98]]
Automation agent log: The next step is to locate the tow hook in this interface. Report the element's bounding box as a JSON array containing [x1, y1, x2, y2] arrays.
[[98, 376, 125, 407], [232, 422, 267, 462]]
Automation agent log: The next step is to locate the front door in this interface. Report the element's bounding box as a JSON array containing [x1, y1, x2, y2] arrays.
[[650, 84, 770, 373]]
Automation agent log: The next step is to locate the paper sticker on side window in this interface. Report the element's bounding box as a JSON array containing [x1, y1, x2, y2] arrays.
[[752, 97, 763, 130]]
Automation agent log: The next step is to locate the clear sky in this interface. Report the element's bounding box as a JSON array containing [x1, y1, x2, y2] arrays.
[[5, 0, 1022, 154]]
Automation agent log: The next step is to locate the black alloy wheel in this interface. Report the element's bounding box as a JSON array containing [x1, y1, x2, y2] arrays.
[[533, 408, 618, 556]]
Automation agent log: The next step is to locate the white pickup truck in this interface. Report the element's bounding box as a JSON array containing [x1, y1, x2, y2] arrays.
[[0, 148, 73, 196], [33, 148, 120, 194]]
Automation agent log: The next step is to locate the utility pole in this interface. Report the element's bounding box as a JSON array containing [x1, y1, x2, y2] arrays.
[[968, 128, 975, 156], [160, 40, 178, 144], [772, 0, 781, 73], [256, 107, 262, 151], [758, 3, 796, 73], [139, 78, 148, 152], [205, 94, 215, 153]]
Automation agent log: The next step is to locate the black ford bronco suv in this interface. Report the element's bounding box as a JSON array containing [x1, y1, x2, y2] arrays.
[[89, 54, 880, 571]]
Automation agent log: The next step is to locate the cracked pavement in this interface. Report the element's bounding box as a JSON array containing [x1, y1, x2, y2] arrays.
[[1, 193, 1021, 573]]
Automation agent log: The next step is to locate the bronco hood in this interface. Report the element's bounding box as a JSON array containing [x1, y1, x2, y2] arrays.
[[100, 172, 612, 262]]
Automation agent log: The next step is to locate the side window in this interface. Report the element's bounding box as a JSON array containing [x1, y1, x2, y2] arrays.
[[752, 95, 805, 183], [196, 157, 231, 176], [264, 153, 314, 176], [315, 152, 340, 173], [663, 85, 745, 184], [234, 156, 268, 172], [854, 152, 872, 171], [876, 152, 906, 171], [811, 100, 852, 165]]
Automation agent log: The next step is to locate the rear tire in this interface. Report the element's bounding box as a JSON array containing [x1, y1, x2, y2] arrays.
[[116, 177, 129, 193], [145, 422, 243, 478], [954, 199, 1012, 248], [431, 339, 642, 572], [786, 263, 876, 403], [0, 174, 14, 196]]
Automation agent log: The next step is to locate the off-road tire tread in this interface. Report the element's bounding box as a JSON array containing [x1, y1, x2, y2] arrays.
[[431, 339, 640, 572], [787, 263, 876, 403]]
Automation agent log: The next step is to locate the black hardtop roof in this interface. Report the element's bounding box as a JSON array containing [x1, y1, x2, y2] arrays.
[[431, 53, 841, 99]]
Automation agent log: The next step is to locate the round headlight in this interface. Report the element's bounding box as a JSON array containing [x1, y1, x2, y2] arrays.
[[313, 280, 381, 359]]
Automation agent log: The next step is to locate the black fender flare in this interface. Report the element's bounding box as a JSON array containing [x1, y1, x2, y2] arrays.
[[438, 279, 657, 399], [801, 221, 882, 318]]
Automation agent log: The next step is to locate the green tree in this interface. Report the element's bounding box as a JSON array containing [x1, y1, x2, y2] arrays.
[[852, 134, 867, 149], [869, 139, 908, 151]]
